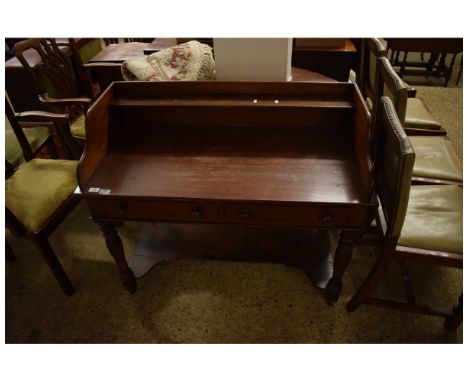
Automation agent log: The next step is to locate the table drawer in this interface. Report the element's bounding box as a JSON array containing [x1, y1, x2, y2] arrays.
[[86, 198, 219, 222], [224, 203, 354, 227]]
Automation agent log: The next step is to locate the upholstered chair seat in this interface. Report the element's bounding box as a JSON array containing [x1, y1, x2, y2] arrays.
[[410, 136, 462, 182], [70, 114, 86, 138], [399, 185, 462, 254], [5, 159, 78, 232], [5, 126, 50, 167], [404, 97, 442, 130]]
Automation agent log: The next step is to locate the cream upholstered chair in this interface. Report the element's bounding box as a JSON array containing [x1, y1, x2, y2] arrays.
[[374, 55, 442, 132], [347, 97, 462, 330], [362, 38, 441, 131], [374, 57, 462, 185], [5, 100, 81, 296], [14, 38, 93, 158]]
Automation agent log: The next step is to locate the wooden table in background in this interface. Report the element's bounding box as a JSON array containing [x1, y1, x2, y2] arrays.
[[86, 39, 347, 90], [386, 38, 463, 86], [291, 39, 358, 82]]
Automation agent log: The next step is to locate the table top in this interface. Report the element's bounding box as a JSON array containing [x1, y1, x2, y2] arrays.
[[89, 39, 178, 63], [86, 125, 365, 204], [293, 39, 356, 52], [385, 38, 463, 54]]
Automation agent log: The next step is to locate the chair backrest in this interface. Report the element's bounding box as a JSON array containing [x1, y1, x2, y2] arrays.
[[68, 38, 96, 100], [359, 38, 387, 105], [369, 56, 410, 163], [374, 97, 415, 238], [15, 38, 79, 100], [374, 56, 409, 123], [5, 97, 35, 162]]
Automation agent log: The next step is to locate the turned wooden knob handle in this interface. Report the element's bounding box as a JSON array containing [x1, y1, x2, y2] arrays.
[[239, 208, 250, 219], [321, 210, 333, 223], [115, 201, 127, 215], [192, 207, 203, 217]]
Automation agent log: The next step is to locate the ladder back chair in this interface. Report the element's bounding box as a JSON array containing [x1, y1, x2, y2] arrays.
[[374, 57, 462, 185], [347, 97, 462, 330], [14, 38, 93, 157], [5, 100, 82, 295]]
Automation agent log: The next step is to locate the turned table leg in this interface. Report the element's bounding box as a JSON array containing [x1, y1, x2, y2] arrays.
[[325, 229, 362, 305], [97, 220, 137, 293]]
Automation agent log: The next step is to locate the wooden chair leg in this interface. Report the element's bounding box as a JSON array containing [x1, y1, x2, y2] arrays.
[[346, 238, 397, 312], [455, 56, 463, 85], [34, 233, 75, 296], [6, 240, 16, 262], [445, 294, 463, 330], [400, 52, 408, 78]]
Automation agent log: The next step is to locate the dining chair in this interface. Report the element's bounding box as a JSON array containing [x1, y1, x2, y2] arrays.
[[5, 102, 81, 296], [14, 38, 93, 157], [367, 43, 442, 132], [347, 97, 462, 330], [373, 56, 462, 185]]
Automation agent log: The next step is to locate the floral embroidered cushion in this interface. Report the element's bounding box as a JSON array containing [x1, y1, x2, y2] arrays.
[[122, 40, 215, 81]]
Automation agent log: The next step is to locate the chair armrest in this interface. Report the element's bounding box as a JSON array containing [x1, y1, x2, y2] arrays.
[[39, 94, 93, 107], [404, 127, 447, 136], [16, 110, 81, 159], [14, 110, 70, 124], [407, 87, 417, 98], [401, 78, 417, 97]]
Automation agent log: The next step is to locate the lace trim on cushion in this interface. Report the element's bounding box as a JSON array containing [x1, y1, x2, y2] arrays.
[[190, 41, 216, 80]]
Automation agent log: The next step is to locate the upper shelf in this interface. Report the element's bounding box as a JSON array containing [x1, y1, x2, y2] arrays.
[[110, 96, 355, 109], [104, 81, 357, 109]]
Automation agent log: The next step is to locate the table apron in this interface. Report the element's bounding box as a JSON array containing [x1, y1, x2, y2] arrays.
[[85, 198, 370, 229]]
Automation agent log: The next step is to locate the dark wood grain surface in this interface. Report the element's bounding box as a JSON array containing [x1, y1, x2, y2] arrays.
[[79, 81, 375, 298], [85, 124, 367, 204]]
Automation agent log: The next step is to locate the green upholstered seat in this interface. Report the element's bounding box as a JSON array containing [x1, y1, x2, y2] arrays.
[[399, 185, 462, 254], [70, 114, 86, 138], [404, 97, 442, 130], [5, 126, 50, 167], [5, 159, 78, 232], [410, 136, 462, 181]]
